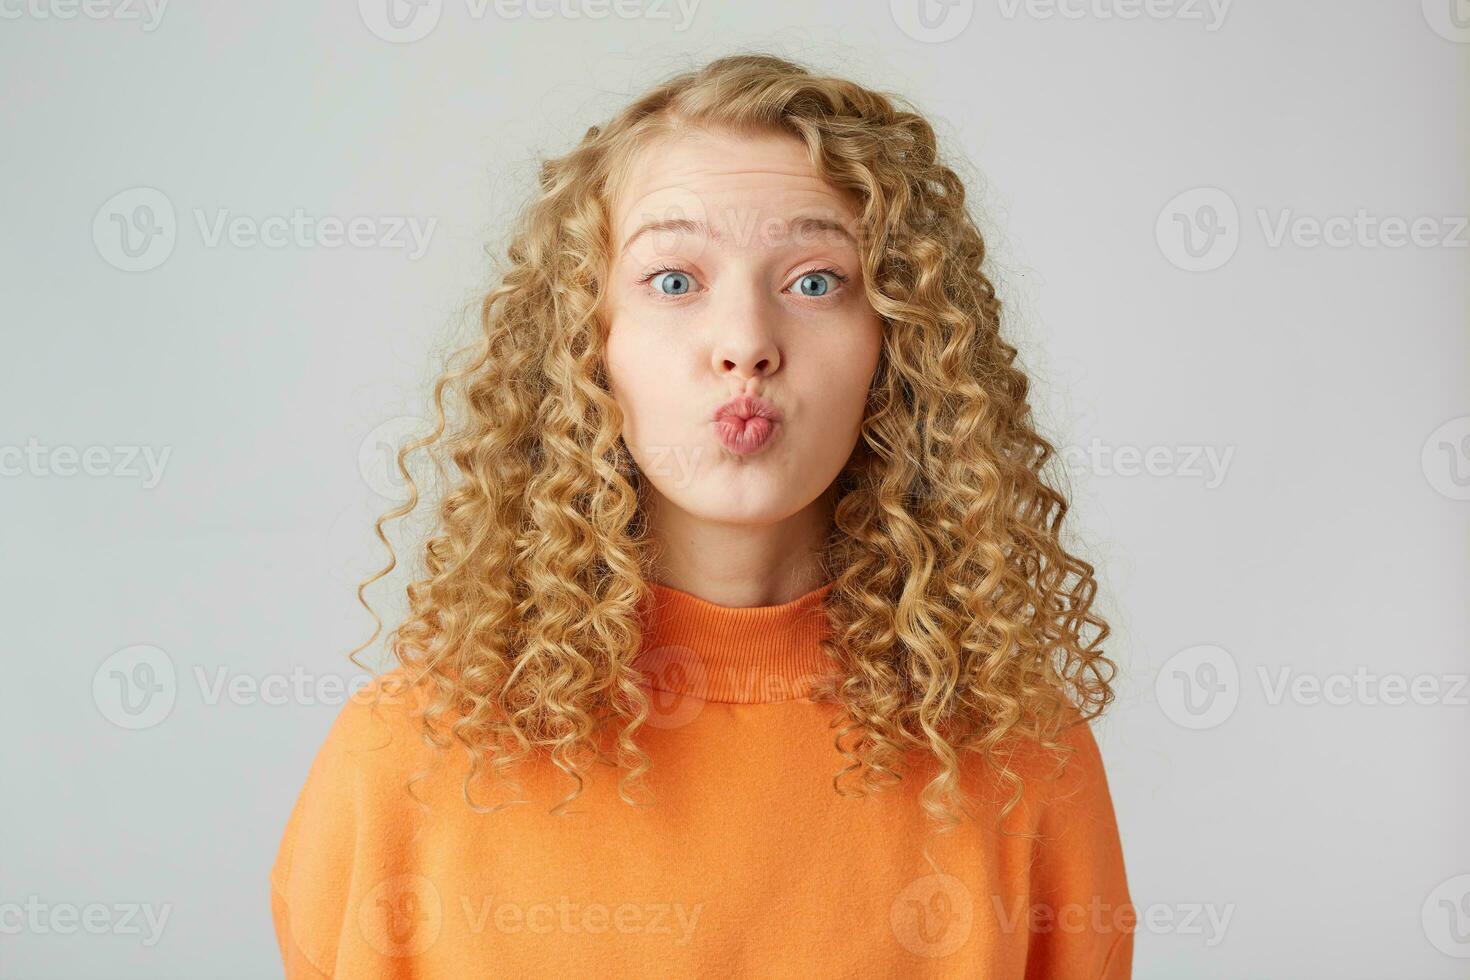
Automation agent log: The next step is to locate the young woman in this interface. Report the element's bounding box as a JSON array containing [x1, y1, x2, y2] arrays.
[[271, 54, 1133, 978]]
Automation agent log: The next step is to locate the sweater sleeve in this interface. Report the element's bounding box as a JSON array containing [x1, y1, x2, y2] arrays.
[[270, 678, 401, 979], [1023, 718, 1135, 980]]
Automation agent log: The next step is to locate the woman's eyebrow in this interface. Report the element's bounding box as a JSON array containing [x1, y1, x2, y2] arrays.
[[620, 215, 858, 254]]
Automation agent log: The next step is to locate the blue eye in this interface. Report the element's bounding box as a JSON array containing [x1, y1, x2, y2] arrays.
[[790, 268, 849, 298], [650, 270, 695, 295], [794, 272, 832, 297], [641, 266, 849, 300]]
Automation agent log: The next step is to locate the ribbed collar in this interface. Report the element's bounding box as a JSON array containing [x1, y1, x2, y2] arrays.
[[633, 579, 840, 704]]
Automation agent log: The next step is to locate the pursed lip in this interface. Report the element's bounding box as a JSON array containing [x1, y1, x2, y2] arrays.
[[712, 393, 784, 424]]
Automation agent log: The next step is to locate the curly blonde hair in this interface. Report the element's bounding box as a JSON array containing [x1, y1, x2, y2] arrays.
[[350, 52, 1117, 841]]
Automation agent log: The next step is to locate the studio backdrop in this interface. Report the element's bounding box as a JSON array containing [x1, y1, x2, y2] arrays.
[[2, 2, 1466, 978]]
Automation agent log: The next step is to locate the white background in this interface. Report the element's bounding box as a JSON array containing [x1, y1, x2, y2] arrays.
[[2, 1, 1466, 977]]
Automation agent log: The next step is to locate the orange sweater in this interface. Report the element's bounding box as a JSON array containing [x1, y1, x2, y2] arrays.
[[271, 580, 1134, 978]]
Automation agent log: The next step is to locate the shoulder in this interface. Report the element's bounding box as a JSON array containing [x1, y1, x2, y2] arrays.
[[958, 711, 1128, 874], [965, 710, 1120, 811], [270, 668, 438, 872], [999, 711, 1125, 842], [322, 668, 434, 759], [988, 714, 1134, 977], [270, 668, 443, 974], [1037, 714, 1120, 812]]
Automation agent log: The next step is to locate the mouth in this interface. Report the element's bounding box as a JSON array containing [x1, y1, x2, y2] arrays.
[[712, 394, 783, 457]]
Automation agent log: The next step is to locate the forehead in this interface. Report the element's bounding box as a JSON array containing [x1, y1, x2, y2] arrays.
[[610, 126, 862, 258]]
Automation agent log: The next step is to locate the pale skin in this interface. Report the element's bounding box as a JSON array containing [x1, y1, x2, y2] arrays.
[[602, 125, 883, 608]]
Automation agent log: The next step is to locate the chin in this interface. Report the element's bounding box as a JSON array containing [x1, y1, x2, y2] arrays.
[[665, 488, 809, 527]]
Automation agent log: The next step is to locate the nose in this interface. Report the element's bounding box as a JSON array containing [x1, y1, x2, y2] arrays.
[[710, 286, 781, 382]]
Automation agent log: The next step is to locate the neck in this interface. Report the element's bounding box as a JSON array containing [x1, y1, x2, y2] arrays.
[[642, 489, 835, 608]]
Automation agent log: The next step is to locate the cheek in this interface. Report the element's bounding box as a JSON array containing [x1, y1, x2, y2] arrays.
[[604, 298, 647, 389], [854, 317, 884, 383], [604, 311, 678, 434], [807, 318, 883, 414]]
